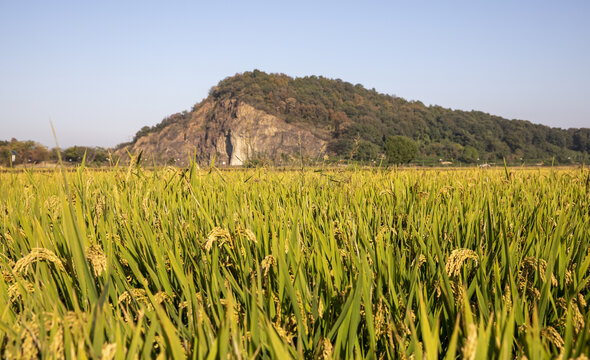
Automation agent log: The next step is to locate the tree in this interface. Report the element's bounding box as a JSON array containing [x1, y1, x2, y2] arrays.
[[353, 140, 380, 161], [133, 126, 152, 142], [327, 138, 354, 156], [460, 146, 479, 163], [0, 139, 51, 165], [93, 148, 109, 164], [64, 146, 86, 163], [572, 129, 590, 153], [330, 110, 349, 137], [30, 146, 49, 163], [384, 135, 418, 165]]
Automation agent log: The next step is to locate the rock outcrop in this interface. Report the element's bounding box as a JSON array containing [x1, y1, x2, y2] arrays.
[[117, 99, 328, 166]]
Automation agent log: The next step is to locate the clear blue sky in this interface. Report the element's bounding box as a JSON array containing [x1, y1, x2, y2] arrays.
[[1, 1, 589, 148]]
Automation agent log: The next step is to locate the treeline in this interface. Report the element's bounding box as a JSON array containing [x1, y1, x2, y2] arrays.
[[204, 70, 589, 164], [0, 138, 111, 167]]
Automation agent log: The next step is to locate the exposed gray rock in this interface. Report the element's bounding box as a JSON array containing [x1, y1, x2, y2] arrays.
[[117, 100, 328, 166]]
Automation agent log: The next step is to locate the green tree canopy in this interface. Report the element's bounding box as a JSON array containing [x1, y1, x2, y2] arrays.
[[353, 140, 380, 162], [384, 136, 418, 165], [460, 146, 479, 163]]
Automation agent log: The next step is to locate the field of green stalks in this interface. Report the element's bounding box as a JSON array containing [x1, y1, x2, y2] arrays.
[[0, 164, 589, 359]]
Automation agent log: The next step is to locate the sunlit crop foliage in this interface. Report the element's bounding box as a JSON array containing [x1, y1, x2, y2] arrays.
[[0, 164, 589, 359]]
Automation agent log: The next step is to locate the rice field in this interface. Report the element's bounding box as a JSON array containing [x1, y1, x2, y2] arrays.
[[0, 164, 589, 359]]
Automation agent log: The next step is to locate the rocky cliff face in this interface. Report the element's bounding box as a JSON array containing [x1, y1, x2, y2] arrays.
[[117, 99, 328, 166]]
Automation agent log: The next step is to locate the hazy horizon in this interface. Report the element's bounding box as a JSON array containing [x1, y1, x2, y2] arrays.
[[1, 1, 589, 148]]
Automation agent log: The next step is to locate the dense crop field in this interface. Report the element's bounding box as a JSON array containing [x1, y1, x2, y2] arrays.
[[0, 164, 589, 359]]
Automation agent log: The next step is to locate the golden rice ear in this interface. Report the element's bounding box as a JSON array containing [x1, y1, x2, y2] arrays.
[[7, 281, 35, 303], [204, 227, 232, 251], [13, 248, 66, 274], [518, 257, 558, 300], [118, 288, 148, 305], [540, 326, 564, 350], [100, 343, 117, 360], [243, 229, 257, 243], [261, 255, 276, 277], [317, 337, 333, 360], [462, 323, 478, 360], [411, 254, 427, 268], [445, 249, 479, 278], [86, 244, 107, 277]]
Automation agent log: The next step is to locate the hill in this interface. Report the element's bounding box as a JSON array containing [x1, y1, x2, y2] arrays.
[[118, 70, 590, 165]]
